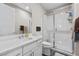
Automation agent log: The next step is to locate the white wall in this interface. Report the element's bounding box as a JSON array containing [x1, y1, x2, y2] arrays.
[[73, 3, 79, 20], [29, 4, 45, 35]]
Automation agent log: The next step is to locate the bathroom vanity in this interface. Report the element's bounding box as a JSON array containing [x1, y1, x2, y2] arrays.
[[0, 34, 42, 56]]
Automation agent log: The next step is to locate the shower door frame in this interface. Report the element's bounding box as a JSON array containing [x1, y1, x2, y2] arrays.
[[42, 9, 75, 56]]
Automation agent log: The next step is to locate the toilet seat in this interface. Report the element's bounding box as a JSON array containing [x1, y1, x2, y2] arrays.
[[42, 41, 52, 48]]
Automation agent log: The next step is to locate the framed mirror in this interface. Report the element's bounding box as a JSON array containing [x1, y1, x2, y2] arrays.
[[0, 3, 32, 36]]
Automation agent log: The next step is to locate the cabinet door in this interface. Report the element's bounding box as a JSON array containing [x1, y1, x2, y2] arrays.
[[34, 45, 42, 56], [3, 48, 22, 56], [23, 43, 35, 55]]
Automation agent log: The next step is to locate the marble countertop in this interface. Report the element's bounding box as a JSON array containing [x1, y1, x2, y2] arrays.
[[0, 34, 42, 55]]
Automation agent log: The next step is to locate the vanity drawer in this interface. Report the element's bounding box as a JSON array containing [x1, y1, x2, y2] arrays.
[[3, 48, 22, 56]]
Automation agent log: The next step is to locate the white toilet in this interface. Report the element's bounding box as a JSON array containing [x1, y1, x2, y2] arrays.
[[42, 41, 52, 48], [42, 41, 52, 56]]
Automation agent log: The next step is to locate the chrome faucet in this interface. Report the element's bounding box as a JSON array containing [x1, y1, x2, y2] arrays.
[[19, 34, 24, 39]]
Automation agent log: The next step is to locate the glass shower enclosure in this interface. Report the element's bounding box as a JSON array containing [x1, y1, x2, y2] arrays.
[[42, 4, 74, 56]]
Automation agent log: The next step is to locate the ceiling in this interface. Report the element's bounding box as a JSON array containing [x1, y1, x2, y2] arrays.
[[40, 3, 70, 11], [6, 3, 71, 13]]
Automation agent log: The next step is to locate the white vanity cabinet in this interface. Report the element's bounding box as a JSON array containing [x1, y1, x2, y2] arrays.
[[23, 43, 35, 56], [23, 39, 42, 56], [22, 38, 42, 56], [1, 48, 22, 56], [34, 39, 42, 56], [23, 44, 42, 56], [0, 35, 42, 56]]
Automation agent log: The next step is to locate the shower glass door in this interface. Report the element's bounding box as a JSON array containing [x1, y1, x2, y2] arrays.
[[42, 11, 73, 55], [55, 12, 73, 53]]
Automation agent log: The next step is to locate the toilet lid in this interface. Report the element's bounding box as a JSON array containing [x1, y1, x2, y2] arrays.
[[42, 41, 52, 46]]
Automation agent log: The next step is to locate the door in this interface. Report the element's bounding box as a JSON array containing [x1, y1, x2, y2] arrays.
[[55, 12, 73, 53], [55, 12, 72, 31]]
